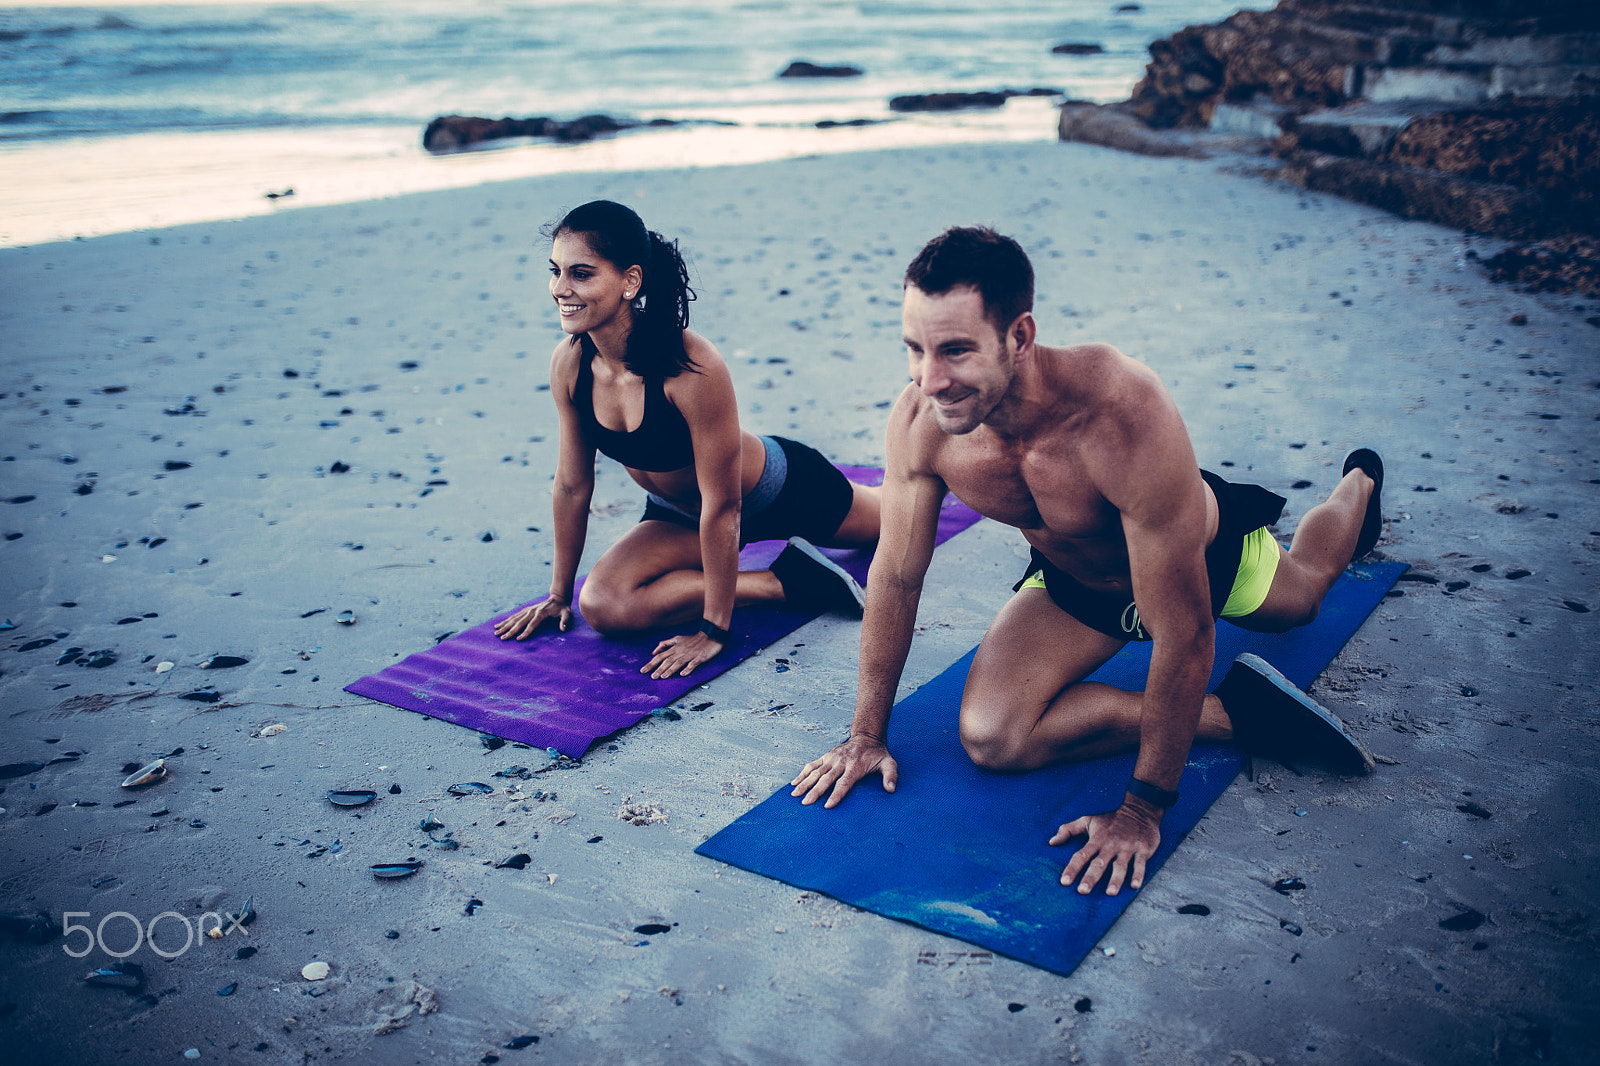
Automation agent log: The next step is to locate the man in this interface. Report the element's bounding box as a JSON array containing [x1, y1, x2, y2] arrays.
[[791, 227, 1384, 897]]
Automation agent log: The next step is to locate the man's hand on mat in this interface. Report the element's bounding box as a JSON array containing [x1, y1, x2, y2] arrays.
[[1050, 802, 1161, 896], [642, 631, 723, 679], [494, 597, 573, 641], [790, 736, 899, 808]]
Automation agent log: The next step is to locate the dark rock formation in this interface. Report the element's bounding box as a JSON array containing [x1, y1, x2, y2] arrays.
[[1061, 0, 1600, 288], [891, 88, 1061, 112], [1052, 43, 1106, 56], [1478, 234, 1600, 296], [423, 113, 677, 153], [779, 61, 864, 78], [1128, 1, 1599, 131]]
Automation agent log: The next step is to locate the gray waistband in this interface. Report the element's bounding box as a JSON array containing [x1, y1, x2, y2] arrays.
[[645, 435, 785, 519]]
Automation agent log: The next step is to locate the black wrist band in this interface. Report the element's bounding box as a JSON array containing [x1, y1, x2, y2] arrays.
[[697, 618, 732, 644], [1126, 776, 1180, 809]]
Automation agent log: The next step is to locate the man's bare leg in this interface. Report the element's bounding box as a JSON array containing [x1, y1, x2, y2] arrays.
[[1243, 464, 1376, 632], [958, 587, 1234, 771]]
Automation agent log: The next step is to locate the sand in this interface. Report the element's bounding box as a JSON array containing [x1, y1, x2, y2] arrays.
[[0, 140, 1596, 1065]]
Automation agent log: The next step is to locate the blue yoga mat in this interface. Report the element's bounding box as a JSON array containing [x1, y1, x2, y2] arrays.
[[696, 560, 1406, 977]]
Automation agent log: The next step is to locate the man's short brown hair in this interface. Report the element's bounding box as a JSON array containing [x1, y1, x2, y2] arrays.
[[904, 226, 1034, 337]]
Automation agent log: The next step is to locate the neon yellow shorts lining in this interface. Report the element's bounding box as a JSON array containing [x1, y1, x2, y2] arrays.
[[1220, 525, 1281, 618], [1016, 525, 1281, 619]]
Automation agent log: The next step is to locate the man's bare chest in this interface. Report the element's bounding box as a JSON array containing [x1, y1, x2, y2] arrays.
[[937, 444, 1119, 541]]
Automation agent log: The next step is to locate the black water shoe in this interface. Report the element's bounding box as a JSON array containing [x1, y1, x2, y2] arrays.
[[1342, 447, 1384, 560], [770, 538, 866, 616], [1215, 653, 1374, 775]]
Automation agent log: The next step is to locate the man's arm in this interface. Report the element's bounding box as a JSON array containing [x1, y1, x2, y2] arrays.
[[1054, 360, 1213, 894], [791, 387, 946, 807]]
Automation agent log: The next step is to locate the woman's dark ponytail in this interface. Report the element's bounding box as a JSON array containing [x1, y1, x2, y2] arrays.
[[627, 229, 696, 378], [548, 200, 698, 380]]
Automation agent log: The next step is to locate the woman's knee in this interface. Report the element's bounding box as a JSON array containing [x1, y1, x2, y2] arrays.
[[577, 580, 642, 634]]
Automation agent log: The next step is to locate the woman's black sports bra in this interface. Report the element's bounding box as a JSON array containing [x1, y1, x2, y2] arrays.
[[572, 349, 695, 472]]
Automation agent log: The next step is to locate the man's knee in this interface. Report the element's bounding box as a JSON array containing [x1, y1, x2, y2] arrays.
[[958, 709, 1035, 771]]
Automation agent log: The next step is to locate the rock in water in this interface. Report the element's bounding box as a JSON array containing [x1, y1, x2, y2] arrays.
[[778, 61, 863, 78]]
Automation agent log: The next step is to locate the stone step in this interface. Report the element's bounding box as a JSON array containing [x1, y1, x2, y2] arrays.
[[1364, 62, 1600, 102], [1427, 32, 1600, 66], [1209, 99, 1300, 139], [1282, 99, 1459, 156]]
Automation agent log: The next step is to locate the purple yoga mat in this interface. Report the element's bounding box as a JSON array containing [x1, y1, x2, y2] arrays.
[[345, 467, 983, 756]]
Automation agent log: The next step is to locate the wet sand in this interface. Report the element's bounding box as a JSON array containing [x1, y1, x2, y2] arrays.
[[1, 141, 1596, 1065]]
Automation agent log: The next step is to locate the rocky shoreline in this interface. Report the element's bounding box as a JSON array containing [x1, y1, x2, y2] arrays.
[[1060, 0, 1600, 296]]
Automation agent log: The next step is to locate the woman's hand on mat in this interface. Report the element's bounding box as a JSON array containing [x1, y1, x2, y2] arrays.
[[494, 597, 573, 641], [790, 736, 899, 809], [1049, 802, 1161, 896], [642, 631, 723, 679]]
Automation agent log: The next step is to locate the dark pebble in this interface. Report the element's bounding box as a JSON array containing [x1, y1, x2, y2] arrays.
[[633, 923, 670, 935], [17, 638, 59, 653], [1505, 569, 1531, 579], [1460, 686, 1478, 697], [218, 982, 237, 997], [1291, 480, 1313, 489], [179, 689, 222, 702], [1074, 997, 1093, 1013], [1280, 920, 1302, 936], [6, 496, 36, 505], [55, 647, 86, 665], [163, 461, 190, 471], [1457, 801, 1493, 819], [496, 853, 531, 870], [481, 531, 494, 542], [385, 930, 399, 939], [1469, 563, 1492, 573], [1398, 572, 1439, 584], [235, 946, 257, 960], [1561, 600, 1590, 613], [34, 802, 57, 816], [200, 655, 249, 669], [0, 762, 45, 779], [1007, 1002, 1026, 1013], [505, 1035, 539, 1049], [75, 483, 94, 496], [1444, 581, 1470, 593], [389, 783, 402, 794], [115, 617, 142, 625], [1177, 903, 1211, 916], [586, 835, 603, 844], [464, 898, 484, 916], [1272, 877, 1306, 894], [329, 461, 350, 474], [1439, 909, 1486, 931]]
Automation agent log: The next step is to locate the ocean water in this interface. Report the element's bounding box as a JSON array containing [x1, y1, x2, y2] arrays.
[[0, 0, 1249, 243]]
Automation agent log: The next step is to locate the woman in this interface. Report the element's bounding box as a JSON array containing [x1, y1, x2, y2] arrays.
[[494, 200, 880, 679]]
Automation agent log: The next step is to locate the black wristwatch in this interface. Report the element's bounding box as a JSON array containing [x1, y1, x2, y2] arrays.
[[697, 618, 733, 644], [1126, 776, 1180, 809]]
